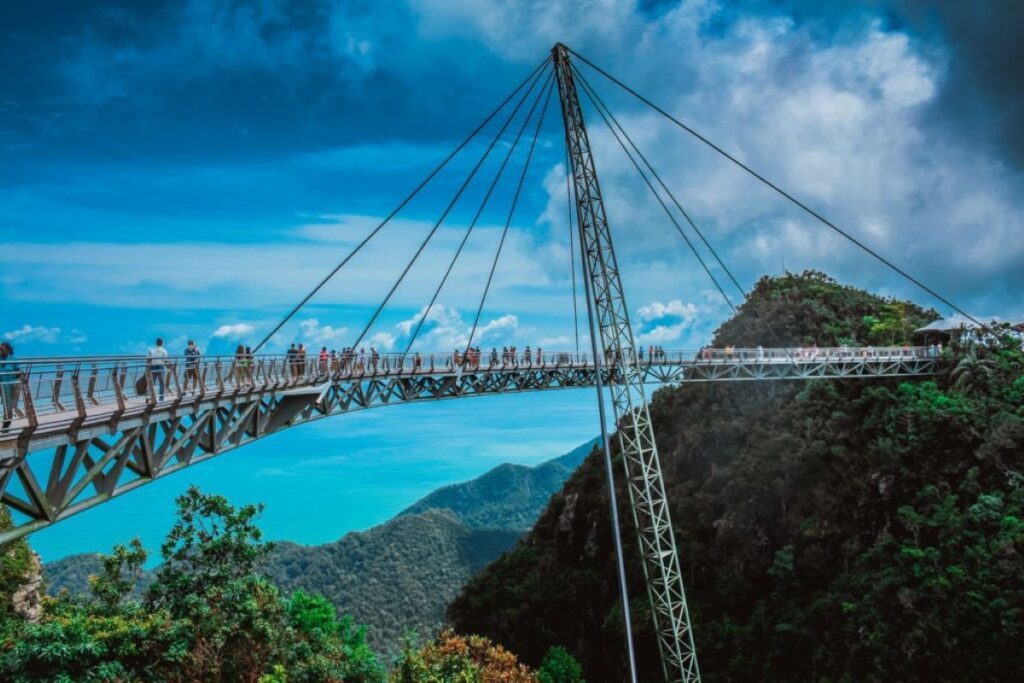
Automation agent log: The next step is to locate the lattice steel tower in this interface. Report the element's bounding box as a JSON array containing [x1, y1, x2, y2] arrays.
[[552, 44, 700, 683]]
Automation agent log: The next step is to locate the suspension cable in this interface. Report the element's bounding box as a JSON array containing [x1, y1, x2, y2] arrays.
[[573, 68, 738, 315], [464, 79, 555, 354], [404, 68, 554, 355], [567, 46, 984, 327], [565, 141, 581, 355], [252, 57, 550, 352], [350, 70, 551, 352], [576, 67, 798, 357], [573, 66, 745, 299]]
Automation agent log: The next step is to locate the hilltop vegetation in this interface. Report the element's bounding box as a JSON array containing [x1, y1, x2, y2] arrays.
[[450, 271, 1024, 681]]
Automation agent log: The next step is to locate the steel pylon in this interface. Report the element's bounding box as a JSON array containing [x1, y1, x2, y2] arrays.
[[552, 43, 701, 683]]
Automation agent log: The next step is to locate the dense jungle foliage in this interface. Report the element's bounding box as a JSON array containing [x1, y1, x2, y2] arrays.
[[450, 271, 1024, 682], [2, 487, 586, 681], [1, 488, 385, 682], [43, 442, 591, 653]]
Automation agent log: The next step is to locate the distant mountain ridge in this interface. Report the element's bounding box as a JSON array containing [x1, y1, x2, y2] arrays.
[[399, 439, 596, 530], [44, 438, 597, 648]]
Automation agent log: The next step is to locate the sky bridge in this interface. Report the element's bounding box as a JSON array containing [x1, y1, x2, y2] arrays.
[[0, 345, 938, 541], [0, 41, 982, 683]]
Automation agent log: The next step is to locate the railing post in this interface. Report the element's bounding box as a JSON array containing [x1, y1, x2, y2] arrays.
[[168, 361, 185, 409], [14, 372, 38, 459], [190, 362, 204, 401], [68, 364, 87, 439], [51, 363, 66, 413], [85, 364, 100, 406], [109, 362, 126, 432], [214, 361, 225, 398]]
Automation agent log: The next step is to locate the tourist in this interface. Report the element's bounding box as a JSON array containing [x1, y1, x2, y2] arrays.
[[234, 344, 248, 387], [245, 346, 254, 383], [183, 340, 201, 393], [0, 342, 19, 431], [319, 346, 329, 375], [286, 343, 298, 377], [147, 337, 169, 401]]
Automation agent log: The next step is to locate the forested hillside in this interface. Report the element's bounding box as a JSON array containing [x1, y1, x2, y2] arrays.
[[4, 488, 582, 681], [266, 510, 519, 649], [45, 440, 594, 649], [400, 439, 596, 529], [450, 271, 1024, 682]]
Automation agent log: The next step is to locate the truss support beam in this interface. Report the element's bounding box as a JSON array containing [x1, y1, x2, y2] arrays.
[[553, 43, 700, 683]]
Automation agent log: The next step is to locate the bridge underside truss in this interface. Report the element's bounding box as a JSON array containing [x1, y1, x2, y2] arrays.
[[0, 354, 935, 544], [0, 365, 596, 544]]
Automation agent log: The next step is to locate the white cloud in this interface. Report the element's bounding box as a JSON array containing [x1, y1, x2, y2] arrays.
[[538, 335, 570, 347], [477, 314, 518, 344], [3, 324, 62, 344], [393, 304, 519, 350], [395, 304, 463, 337], [636, 299, 699, 344], [370, 332, 396, 350], [637, 300, 699, 322], [298, 318, 348, 345], [212, 322, 255, 339]]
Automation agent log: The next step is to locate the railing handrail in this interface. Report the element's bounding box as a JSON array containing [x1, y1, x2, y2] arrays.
[[12, 345, 936, 365]]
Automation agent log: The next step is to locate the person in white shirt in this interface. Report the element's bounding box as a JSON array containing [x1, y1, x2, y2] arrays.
[[147, 337, 169, 401]]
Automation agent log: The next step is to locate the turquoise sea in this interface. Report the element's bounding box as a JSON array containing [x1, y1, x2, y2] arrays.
[[32, 390, 602, 564]]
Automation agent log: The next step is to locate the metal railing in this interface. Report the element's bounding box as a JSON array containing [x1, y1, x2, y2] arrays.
[[0, 346, 938, 429]]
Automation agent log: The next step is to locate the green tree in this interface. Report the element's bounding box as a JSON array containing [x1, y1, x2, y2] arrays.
[[283, 589, 383, 682], [145, 486, 285, 681], [950, 348, 997, 395], [88, 538, 147, 614], [538, 645, 585, 683], [1, 486, 387, 682]]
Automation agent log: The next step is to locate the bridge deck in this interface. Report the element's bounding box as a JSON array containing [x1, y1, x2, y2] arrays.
[[0, 347, 938, 543], [2, 347, 937, 457]]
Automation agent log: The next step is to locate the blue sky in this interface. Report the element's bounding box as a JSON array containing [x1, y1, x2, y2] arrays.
[[4, 1, 1023, 560]]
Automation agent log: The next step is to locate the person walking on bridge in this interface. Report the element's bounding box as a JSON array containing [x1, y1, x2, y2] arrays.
[[0, 342, 20, 432], [234, 344, 248, 388], [182, 340, 201, 394], [286, 343, 298, 378], [147, 338, 169, 402]]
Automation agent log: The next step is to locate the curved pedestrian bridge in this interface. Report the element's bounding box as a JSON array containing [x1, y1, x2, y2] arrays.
[[0, 347, 937, 543]]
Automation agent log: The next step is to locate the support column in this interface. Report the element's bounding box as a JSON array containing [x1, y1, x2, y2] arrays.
[[552, 43, 700, 683]]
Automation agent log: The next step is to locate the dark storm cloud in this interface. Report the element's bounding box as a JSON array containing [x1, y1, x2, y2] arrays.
[[5, 0, 1021, 171], [0, 0, 529, 167], [714, 0, 1024, 168], [887, 0, 1024, 167]]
